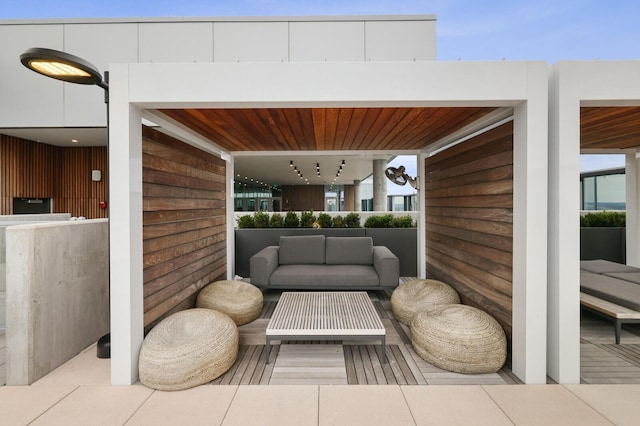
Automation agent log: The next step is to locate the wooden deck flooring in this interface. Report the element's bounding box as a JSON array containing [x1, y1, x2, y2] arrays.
[[580, 310, 640, 384], [208, 289, 640, 386], [211, 290, 521, 386]]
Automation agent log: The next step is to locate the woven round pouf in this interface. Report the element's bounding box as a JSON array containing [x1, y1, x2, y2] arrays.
[[139, 308, 238, 391], [410, 304, 507, 374], [196, 280, 263, 326], [390, 279, 460, 325]]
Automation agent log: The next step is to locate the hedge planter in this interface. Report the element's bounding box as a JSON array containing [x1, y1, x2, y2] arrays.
[[580, 227, 626, 264], [364, 228, 417, 277]]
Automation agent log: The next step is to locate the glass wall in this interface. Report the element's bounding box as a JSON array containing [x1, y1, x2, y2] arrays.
[[324, 185, 344, 211], [580, 168, 625, 210], [389, 195, 417, 211], [234, 181, 282, 212]]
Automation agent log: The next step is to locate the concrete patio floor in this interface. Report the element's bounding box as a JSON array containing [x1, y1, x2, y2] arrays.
[[0, 343, 639, 425], [2, 291, 640, 424]]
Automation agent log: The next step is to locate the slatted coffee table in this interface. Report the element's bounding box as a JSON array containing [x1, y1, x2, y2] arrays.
[[266, 291, 386, 363]]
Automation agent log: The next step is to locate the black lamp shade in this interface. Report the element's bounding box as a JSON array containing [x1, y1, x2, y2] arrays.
[[20, 47, 106, 88]]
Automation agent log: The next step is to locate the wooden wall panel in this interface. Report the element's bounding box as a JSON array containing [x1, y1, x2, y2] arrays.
[[343, 185, 355, 211], [161, 107, 497, 152], [142, 126, 227, 329], [425, 122, 514, 338], [55, 146, 108, 218], [281, 185, 324, 211], [0, 134, 107, 218]]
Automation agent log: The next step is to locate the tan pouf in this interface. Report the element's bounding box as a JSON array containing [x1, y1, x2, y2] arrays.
[[196, 280, 263, 325], [139, 308, 238, 391], [410, 304, 507, 374], [391, 279, 460, 325]]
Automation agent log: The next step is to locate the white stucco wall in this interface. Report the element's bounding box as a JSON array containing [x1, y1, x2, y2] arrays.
[[5, 219, 109, 384]]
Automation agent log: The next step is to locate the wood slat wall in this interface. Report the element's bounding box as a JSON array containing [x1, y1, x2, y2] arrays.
[[424, 122, 514, 338], [55, 146, 108, 218], [0, 134, 107, 218], [343, 185, 355, 211], [142, 126, 227, 329], [281, 185, 325, 211]]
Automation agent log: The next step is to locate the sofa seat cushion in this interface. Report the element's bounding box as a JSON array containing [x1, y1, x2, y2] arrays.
[[581, 271, 640, 311], [279, 235, 326, 265], [270, 264, 380, 287], [580, 259, 639, 274], [325, 237, 373, 265], [604, 271, 640, 285]]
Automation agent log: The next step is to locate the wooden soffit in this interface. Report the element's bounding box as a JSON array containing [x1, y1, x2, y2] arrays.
[[160, 107, 496, 152], [581, 106, 640, 150]]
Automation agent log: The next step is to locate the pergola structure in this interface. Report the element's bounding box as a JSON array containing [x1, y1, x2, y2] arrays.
[[108, 60, 549, 385], [548, 61, 640, 383]]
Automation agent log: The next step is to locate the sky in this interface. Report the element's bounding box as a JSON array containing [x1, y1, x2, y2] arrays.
[[2, 0, 638, 173]]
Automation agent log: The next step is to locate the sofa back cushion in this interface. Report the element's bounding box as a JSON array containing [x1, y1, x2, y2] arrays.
[[325, 237, 373, 265], [279, 235, 326, 265]]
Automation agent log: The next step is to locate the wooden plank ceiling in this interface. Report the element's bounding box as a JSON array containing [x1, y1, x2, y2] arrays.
[[160, 107, 496, 152], [581, 106, 640, 150]]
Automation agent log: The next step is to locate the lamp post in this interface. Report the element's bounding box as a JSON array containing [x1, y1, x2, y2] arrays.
[[21, 47, 108, 90], [20, 47, 111, 358]]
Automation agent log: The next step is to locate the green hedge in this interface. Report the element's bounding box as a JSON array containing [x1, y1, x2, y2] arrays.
[[283, 211, 300, 228], [364, 214, 415, 228], [237, 212, 418, 229], [580, 211, 626, 227]]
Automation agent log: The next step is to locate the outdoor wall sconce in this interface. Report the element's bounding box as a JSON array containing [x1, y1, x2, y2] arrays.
[[385, 165, 418, 189]]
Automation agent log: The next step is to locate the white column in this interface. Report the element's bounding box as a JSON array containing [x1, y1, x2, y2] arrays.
[[372, 159, 387, 211], [546, 62, 581, 383], [353, 180, 361, 211], [511, 62, 548, 384], [418, 153, 427, 279], [227, 156, 235, 278], [626, 153, 640, 267], [109, 64, 144, 385]]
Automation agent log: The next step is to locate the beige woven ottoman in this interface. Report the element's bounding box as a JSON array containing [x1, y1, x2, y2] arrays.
[[391, 279, 460, 325], [139, 308, 238, 391], [196, 280, 263, 325], [410, 304, 507, 374]]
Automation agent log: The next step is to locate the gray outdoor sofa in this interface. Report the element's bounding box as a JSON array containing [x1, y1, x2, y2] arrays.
[[249, 235, 400, 290]]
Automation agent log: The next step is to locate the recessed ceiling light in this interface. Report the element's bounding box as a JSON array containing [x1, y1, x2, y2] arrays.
[[71, 139, 78, 143]]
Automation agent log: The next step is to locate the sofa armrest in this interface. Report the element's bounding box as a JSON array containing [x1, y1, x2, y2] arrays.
[[250, 246, 279, 286], [373, 246, 400, 287]]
